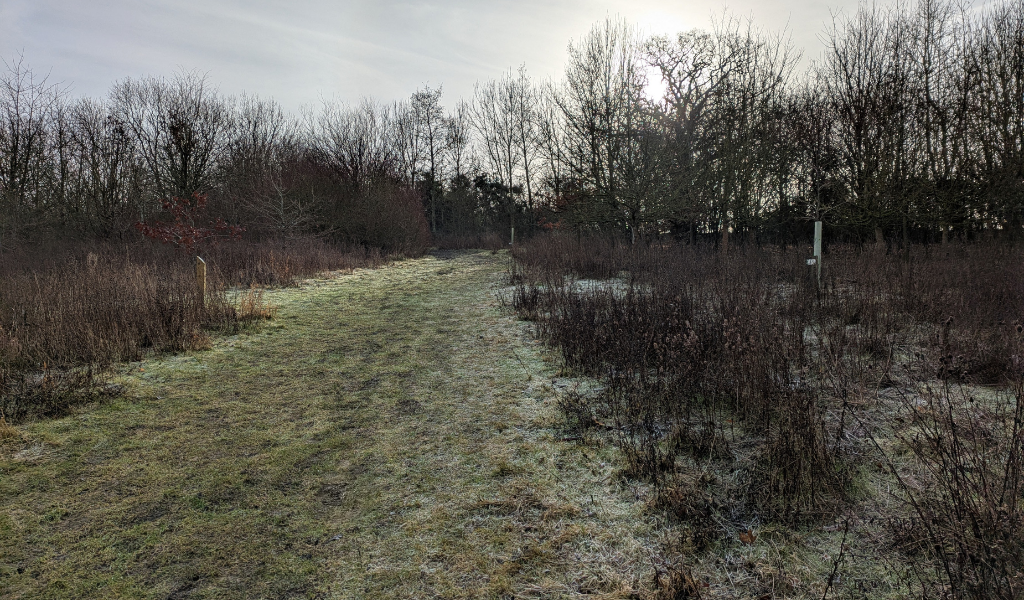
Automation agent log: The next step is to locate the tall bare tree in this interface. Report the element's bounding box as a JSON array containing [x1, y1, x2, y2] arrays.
[[411, 86, 446, 232], [445, 99, 472, 182], [0, 56, 63, 247], [557, 17, 658, 241], [969, 0, 1024, 235], [65, 98, 143, 235], [111, 71, 230, 210]]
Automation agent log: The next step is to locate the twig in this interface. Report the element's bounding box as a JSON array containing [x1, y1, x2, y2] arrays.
[[821, 517, 850, 600], [510, 346, 532, 380]]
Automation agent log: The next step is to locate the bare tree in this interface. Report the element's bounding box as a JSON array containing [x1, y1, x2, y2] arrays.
[[511, 66, 540, 212], [787, 80, 840, 225], [913, 0, 966, 239], [968, 0, 1024, 235], [535, 82, 567, 210], [557, 17, 656, 241], [222, 94, 317, 236], [391, 99, 421, 188], [472, 73, 521, 194], [820, 5, 910, 247], [307, 98, 398, 186], [110, 71, 230, 210], [471, 70, 527, 239], [65, 98, 144, 235], [445, 99, 472, 182], [647, 28, 736, 241], [411, 85, 446, 232], [0, 56, 63, 247], [706, 17, 797, 249]]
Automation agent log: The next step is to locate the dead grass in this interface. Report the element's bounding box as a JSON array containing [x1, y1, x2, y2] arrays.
[[0, 238, 390, 422], [0, 413, 20, 442]]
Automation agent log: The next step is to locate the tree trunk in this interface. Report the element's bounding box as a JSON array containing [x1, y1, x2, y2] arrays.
[[902, 215, 910, 261]]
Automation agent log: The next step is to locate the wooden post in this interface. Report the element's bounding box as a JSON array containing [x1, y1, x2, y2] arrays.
[[195, 256, 206, 307], [510, 226, 515, 246], [813, 221, 823, 287]]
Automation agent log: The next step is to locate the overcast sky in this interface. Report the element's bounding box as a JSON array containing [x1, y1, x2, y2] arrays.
[[1, 0, 887, 112]]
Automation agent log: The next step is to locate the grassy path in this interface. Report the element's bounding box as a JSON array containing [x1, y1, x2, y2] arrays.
[[1, 251, 655, 599]]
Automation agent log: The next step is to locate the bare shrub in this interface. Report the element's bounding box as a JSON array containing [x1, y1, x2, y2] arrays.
[[749, 388, 845, 521], [888, 383, 1024, 599], [511, 234, 1024, 595], [0, 238, 389, 420], [206, 237, 387, 287], [513, 239, 847, 517], [510, 232, 646, 281], [656, 475, 723, 552]]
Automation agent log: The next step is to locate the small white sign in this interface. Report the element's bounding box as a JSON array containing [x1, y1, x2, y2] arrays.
[[806, 258, 817, 266]]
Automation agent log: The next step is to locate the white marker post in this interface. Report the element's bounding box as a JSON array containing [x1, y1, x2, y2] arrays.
[[196, 256, 207, 307], [813, 221, 823, 287]]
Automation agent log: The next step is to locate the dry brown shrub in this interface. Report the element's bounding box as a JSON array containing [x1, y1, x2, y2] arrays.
[[0, 238, 387, 421], [511, 235, 1024, 595]]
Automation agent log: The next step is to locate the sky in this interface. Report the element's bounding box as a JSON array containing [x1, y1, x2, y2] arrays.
[[1, 0, 886, 112]]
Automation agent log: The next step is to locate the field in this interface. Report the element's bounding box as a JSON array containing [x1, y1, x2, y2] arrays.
[[2, 241, 1022, 599], [7, 0, 1024, 596], [0, 251, 661, 599]]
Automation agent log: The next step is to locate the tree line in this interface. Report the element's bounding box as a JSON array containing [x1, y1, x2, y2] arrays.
[[3, 0, 1023, 250]]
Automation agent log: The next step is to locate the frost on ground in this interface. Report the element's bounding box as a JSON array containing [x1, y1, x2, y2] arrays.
[[0, 250, 660, 599]]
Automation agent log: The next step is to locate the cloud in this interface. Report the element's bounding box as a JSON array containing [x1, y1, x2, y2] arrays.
[[1, 0, 889, 111]]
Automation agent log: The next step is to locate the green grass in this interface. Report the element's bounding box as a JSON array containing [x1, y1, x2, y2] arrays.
[[0, 251, 656, 599]]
